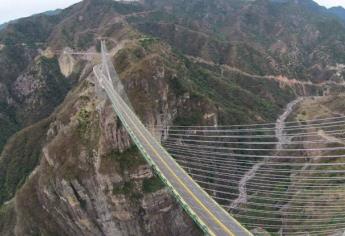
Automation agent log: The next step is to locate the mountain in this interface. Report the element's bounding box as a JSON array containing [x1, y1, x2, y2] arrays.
[[329, 6, 345, 22], [137, 0, 345, 83], [0, 9, 62, 32], [271, 0, 345, 23], [0, 0, 344, 235], [41, 9, 63, 16], [0, 23, 7, 31]]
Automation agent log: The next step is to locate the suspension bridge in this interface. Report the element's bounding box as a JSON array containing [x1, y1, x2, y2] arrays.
[[91, 41, 345, 235], [93, 41, 252, 236]]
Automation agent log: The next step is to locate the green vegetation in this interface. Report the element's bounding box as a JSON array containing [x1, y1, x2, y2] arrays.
[[142, 176, 165, 193], [0, 29, 77, 209], [113, 181, 133, 195], [174, 111, 204, 126], [13, 57, 73, 126], [182, 61, 292, 125], [100, 146, 146, 175], [139, 37, 158, 49], [77, 108, 92, 139], [109, 1, 143, 15], [112, 181, 142, 201], [107, 146, 146, 173], [113, 173, 164, 198], [77, 32, 94, 50], [0, 201, 15, 235], [1, 0, 345, 234], [0, 118, 50, 206], [0, 104, 19, 154], [0, 53, 72, 156]]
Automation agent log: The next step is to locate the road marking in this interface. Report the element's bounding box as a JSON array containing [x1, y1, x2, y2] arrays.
[[108, 86, 236, 236]]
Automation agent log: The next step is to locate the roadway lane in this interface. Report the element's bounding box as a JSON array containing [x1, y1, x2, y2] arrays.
[[99, 75, 252, 236]]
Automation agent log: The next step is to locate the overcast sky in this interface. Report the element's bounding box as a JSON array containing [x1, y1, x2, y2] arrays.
[[0, 0, 82, 24], [0, 0, 345, 24], [314, 0, 345, 8]]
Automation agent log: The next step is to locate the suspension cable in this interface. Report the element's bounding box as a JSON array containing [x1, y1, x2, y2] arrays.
[[152, 119, 345, 133]]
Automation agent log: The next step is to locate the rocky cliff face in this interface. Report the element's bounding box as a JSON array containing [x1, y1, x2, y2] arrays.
[[0, 24, 75, 153], [0, 36, 206, 235], [7, 75, 200, 235], [1, 0, 345, 235]]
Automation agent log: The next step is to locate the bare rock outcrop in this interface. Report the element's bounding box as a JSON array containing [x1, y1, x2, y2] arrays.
[[9, 67, 201, 235]]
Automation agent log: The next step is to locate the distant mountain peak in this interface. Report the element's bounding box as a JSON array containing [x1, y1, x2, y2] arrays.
[[270, 0, 345, 23], [0, 9, 62, 32], [329, 6, 345, 22]]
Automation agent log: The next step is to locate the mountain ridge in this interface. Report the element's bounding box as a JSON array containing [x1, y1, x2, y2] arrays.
[[0, 0, 344, 235], [0, 9, 63, 32], [329, 6, 345, 22]]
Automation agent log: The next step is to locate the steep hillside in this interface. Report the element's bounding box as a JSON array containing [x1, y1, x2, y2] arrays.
[[0, 11, 73, 153], [329, 6, 345, 23], [0, 0, 344, 235], [232, 95, 345, 235], [0, 24, 7, 31], [133, 0, 345, 82]]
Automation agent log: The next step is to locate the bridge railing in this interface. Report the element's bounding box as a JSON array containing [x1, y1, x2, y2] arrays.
[[93, 41, 252, 236]]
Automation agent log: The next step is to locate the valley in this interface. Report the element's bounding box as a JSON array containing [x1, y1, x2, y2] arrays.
[[0, 0, 345, 235]]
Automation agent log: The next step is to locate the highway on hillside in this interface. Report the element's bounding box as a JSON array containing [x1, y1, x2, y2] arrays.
[[94, 61, 252, 236]]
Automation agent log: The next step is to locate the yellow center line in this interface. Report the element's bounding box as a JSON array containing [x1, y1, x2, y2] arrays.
[[109, 88, 235, 236]]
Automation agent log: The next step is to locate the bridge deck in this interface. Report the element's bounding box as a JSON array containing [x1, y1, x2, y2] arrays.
[[99, 77, 252, 236]]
